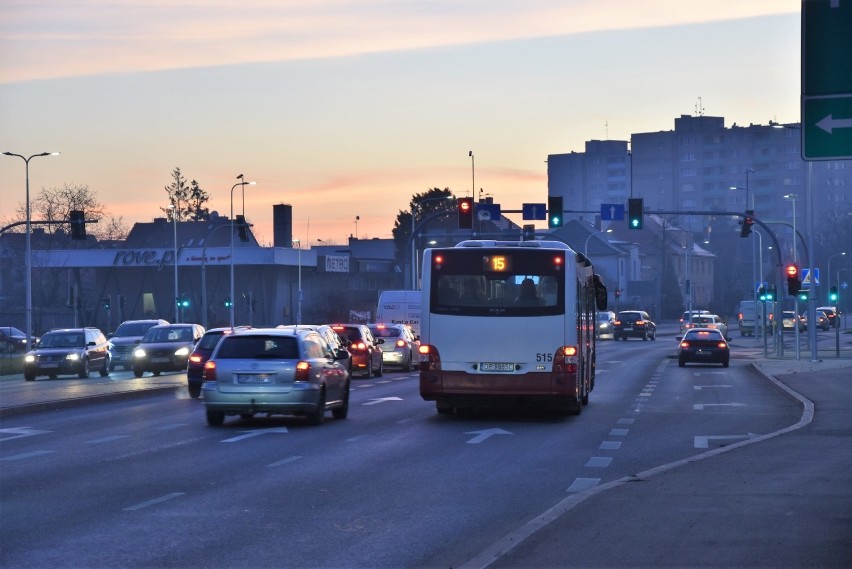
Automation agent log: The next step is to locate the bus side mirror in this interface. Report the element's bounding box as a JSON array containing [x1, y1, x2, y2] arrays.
[[593, 274, 608, 311]]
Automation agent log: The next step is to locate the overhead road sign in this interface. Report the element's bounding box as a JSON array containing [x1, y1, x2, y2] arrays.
[[600, 203, 625, 221], [802, 0, 852, 160], [522, 203, 546, 220]]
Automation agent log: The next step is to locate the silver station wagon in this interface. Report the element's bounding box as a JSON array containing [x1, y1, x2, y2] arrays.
[[202, 328, 351, 426]]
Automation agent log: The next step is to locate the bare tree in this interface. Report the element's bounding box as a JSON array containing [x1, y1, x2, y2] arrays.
[[162, 167, 210, 221], [14, 183, 107, 237]]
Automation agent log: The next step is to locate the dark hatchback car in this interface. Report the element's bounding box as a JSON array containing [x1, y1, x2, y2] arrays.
[[677, 328, 730, 367], [1, 326, 30, 353], [613, 310, 657, 341], [186, 326, 250, 398], [132, 323, 204, 377], [23, 327, 110, 380]]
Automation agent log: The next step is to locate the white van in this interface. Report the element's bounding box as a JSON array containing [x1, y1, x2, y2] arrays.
[[738, 300, 774, 337], [375, 290, 421, 337]]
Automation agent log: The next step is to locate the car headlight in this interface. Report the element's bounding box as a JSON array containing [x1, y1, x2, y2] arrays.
[[174, 347, 190, 357], [66, 353, 80, 361], [134, 348, 147, 358], [25, 354, 35, 363]]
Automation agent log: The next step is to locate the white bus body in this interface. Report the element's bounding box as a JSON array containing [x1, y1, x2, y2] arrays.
[[418, 240, 607, 416]]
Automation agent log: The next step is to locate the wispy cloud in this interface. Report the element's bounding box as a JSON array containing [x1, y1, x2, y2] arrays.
[[1, 0, 797, 83]]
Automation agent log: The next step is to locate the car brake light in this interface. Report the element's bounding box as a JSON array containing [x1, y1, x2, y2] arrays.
[[294, 361, 311, 381], [614, 320, 621, 325], [717, 342, 727, 349], [396, 339, 406, 348], [680, 341, 689, 348], [189, 354, 203, 364], [635, 320, 645, 325], [353, 341, 366, 350], [202, 360, 216, 381]]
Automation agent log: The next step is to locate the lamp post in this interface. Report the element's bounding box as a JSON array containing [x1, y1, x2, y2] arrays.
[[230, 175, 255, 330], [584, 228, 612, 257], [468, 151, 475, 198], [410, 195, 454, 290], [2, 151, 60, 350], [292, 238, 302, 324], [169, 204, 180, 323]]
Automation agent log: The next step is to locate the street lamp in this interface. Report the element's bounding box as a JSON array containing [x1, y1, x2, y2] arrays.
[[584, 228, 612, 257], [230, 175, 256, 330], [783, 194, 799, 263], [170, 204, 180, 323], [2, 151, 60, 350], [469, 151, 475, 198], [292, 238, 302, 324]]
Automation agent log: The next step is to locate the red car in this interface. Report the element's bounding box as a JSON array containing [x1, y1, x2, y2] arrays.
[[330, 324, 384, 378], [186, 326, 250, 397]]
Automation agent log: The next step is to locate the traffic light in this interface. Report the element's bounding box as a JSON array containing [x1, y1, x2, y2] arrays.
[[786, 263, 801, 295], [829, 286, 839, 303], [69, 210, 86, 240], [758, 286, 767, 302], [767, 286, 777, 302], [177, 296, 190, 308], [235, 215, 249, 242], [627, 198, 643, 230], [522, 224, 535, 241], [740, 209, 754, 238], [224, 297, 233, 308], [102, 296, 110, 310], [547, 196, 563, 228], [457, 197, 473, 229], [798, 289, 809, 302]]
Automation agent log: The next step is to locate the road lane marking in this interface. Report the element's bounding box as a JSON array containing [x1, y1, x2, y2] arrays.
[[268, 456, 303, 467], [221, 427, 288, 442], [609, 429, 629, 436], [0, 427, 52, 442], [694, 434, 757, 448], [617, 418, 635, 425], [585, 457, 612, 468], [693, 403, 746, 411], [599, 441, 622, 450], [0, 450, 55, 461], [123, 492, 185, 511], [362, 397, 402, 405], [466, 428, 512, 444], [567, 478, 600, 492], [87, 435, 130, 444], [693, 385, 732, 390]]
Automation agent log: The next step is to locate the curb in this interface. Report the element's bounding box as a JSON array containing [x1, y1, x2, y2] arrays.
[[0, 384, 182, 419]]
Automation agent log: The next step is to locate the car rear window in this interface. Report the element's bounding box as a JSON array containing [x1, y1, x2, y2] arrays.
[[334, 327, 363, 343], [198, 332, 227, 350], [216, 335, 299, 359], [370, 327, 401, 338], [685, 330, 722, 341], [619, 313, 641, 322]]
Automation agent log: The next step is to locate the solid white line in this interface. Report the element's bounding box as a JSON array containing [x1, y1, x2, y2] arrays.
[[123, 492, 185, 511], [0, 450, 55, 461], [267, 456, 303, 467], [87, 435, 130, 444]]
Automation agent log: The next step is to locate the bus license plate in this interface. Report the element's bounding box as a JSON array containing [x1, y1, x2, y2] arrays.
[[480, 362, 514, 372], [237, 374, 272, 384]]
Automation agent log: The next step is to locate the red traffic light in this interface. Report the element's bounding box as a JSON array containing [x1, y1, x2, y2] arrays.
[[457, 197, 474, 229], [785, 263, 799, 278]]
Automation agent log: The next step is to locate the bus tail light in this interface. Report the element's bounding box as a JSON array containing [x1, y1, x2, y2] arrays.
[[552, 346, 578, 376], [418, 344, 441, 372], [202, 360, 216, 381], [294, 361, 311, 382]]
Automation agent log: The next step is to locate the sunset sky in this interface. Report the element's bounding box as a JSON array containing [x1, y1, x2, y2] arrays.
[[1, 1, 801, 246]]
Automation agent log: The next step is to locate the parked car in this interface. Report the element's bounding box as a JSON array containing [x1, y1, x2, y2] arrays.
[[108, 319, 169, 371], [368, 323, 419, 371], [1, 326, 30, 353], [23, 327, 110, 380], [202, 328, 351, 426], [685, 314, 730, 340], [330, 324, 384, 378], [596, 311, 616, 339], [677, 328, 730, 367], [132, 323, 204, 377], [186, 326, 251, 398], [613, 310, 656, 341], [816, 306, 839, 328]]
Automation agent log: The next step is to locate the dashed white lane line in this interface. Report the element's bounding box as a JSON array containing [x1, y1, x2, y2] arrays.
[[599, 441, 622, 450], [123, 492, 185, 511], [567, 478, 600, 492], [585, 457, 613, 468]]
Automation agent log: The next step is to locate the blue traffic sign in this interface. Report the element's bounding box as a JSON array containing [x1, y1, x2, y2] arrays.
[[600, 203, 625, 221], [476, 203, 501, 221], [801, 268, 820, 287], [522, 203, 546, 220]]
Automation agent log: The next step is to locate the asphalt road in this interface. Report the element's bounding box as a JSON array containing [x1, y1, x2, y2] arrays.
[[3, 337, 836, 569]]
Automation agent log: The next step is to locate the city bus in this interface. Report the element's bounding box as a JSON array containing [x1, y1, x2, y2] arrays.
[[418, 240, 608, 416]]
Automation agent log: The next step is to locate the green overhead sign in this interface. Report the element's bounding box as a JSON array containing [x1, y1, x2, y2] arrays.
[[802, 0, 852, 160]]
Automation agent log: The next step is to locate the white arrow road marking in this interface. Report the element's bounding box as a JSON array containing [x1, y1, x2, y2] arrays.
[[693, 385, 732, 390], [362, 397, 403, 406], [693, 403, 746, 411], [0, 427, 51, 442], [694, 434, 758, 448], [221, 427, 288, 442], [817, 114, 852, 134], [466, 428, 512, 444]]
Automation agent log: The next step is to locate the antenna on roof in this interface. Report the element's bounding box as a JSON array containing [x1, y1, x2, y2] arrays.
[[695, 97, 705, 116]]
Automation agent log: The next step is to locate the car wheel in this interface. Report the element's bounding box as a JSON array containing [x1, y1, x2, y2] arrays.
[[332, 382, 350, 419], [24, 370, 35, 381], [308, 388, 326, 426], [133, 366, 144, 378], [364, 361, 373, 379], [108, 362, 116, 372], [678, 357, 686, 367], [78, 359, 90, 379], [722, 359, 730, 368], [651, 330, 656, 341], [188, 384, 201, 399], [375, 358, 383, 377], [436, 400, 454, 415], [152, 369, 161, 376], [206, 409, 225, 426], [99, 358, 110, 377]]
